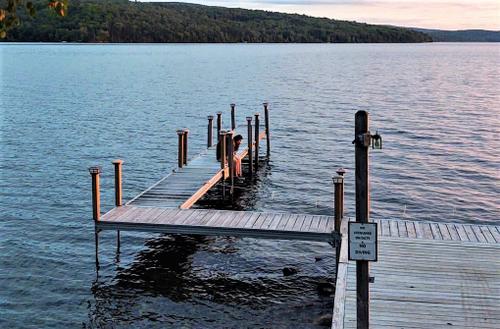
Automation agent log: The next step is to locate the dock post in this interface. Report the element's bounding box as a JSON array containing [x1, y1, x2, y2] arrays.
[[183, 129, 189, 165], [355, 110, 370, 329], [254, 113, 260, 170], [263, 102, 271, 158], [333, 171, 344, 270], [112, 159, 123, 253], [89, 166, 101, 221], [177, 130, 184, 168], [217, 112, 222, 142], [246, 116, 253, 178], [230, 103, 236, 131], [226, 130, 235, 195], [207, 115, 214, 148], [220, 130, 227, 174]]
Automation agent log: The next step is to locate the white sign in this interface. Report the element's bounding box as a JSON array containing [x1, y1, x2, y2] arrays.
[[348, 222, 378, 261]]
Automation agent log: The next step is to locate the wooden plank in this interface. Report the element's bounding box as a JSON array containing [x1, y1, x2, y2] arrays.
[[472, 225, 487, 243], [463, 224, 479, 242], [454, 223, 469, 241], [487, 226, 500, 243], [414, 221, 424, 239], [430, 223, 443, 240], [421, 222, 434, 239], [445, 223, 460, 241], [389, 220, 399, 237], [397, 220, 408, 238], [406, 221, 417, 239], [381, 219, 390, 237], [437, 223, 452, 240]]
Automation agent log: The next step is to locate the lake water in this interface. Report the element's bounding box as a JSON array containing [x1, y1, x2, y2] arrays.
[[1, 43, 499, 328]]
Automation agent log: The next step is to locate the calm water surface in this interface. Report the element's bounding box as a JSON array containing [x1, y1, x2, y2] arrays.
[[1, 43, 499, 328]]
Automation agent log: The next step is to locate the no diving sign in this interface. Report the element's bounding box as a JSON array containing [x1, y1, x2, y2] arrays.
[[348, 222, 378, 261]]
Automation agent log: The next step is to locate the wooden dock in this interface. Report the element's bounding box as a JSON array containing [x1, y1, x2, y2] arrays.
[[333, 217, 500, 329], [90, 107, 499, 328], [98, 206, 337, 242]]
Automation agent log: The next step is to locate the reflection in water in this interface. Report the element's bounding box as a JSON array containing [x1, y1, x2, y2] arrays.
[[87, 165, 335, 328]]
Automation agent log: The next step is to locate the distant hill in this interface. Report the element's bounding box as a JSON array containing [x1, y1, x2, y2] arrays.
[[4, 0, 431, 43], [413, 28, 500, 42]]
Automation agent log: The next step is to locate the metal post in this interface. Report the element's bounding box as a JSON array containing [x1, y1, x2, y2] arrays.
[[355, 110, 370, 329], [216, 112, 222, 142], [183, 129, 189, 165], [177, 130, 184, 168], [89, 166, 101, 221], [230, 103, 236, 131], [263, 102, 271, 158], [246, 116, 253, 178], [226, 130, 234, 195], [207, 115, 214, 148], [254, 113, 260, 170]]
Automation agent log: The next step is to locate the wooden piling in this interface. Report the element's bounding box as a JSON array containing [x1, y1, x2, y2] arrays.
[[220, 130, 227, 173], [230, 103, 236, 131], [89, 166, 101, 221], [183, 129, 189, 165], [355, 110, 370, 329], [263, 102, 271, 158], [207, 115, 214, 148], [216, 112, 222, 142], [177, 130, 184, 168], [226, 130, 234, 194], [112, 159, 123, 206], [246, 116, 253, 178], [254, 113, 260, 170], [333, 173, 344, 270]]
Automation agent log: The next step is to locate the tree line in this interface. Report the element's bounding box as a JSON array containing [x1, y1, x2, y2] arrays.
[[3, 0, 433, 43]]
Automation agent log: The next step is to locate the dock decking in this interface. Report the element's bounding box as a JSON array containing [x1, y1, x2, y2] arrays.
[[98, 205, 337, 242], [333, 218, 500, 329]]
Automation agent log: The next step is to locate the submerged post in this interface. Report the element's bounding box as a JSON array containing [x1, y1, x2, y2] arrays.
[[230, 103, 236, 131], [246, 116, 253, 178], [216, 112, 222, 142], [355, 110, 370, 329], [263, 102, 271, 158], [226, 130, 235, 194], [254, 113, 260, 170], [207, 115, 214, 148], [89, 166, 101, 221], [177, 130, 184, 168], [183, 129, 189, 165]]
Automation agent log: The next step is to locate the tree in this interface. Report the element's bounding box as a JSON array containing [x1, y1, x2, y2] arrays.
[[0, 0, 68, 38]]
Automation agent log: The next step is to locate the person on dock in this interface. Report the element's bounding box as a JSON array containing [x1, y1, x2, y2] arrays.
[[233, 134, 243, 177], [216, 134, 243, 177]]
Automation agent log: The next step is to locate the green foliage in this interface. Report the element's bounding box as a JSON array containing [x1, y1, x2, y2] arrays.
[[0, 0, 68, 38], [3, 0, 432, 43]]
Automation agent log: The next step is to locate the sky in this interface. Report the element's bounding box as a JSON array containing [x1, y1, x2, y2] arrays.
[[145, 0, 500, 30]]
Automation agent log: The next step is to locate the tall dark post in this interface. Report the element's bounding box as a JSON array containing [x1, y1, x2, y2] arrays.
[[333, 173, 344, 270], [246, 116, 253, 178], [226, 130, 234, 195], [220, 130, 227, 173], [89, 166, 101, 221], [230, 103, 236, 131], [216, 111, 222, 141], [355, 110, 370, 329], [263, 102, 271, 158], [207, 115, 214, 148], [112, 159, 123, 253], [183, 129, 189, 165], [177, 130, 184, 168], [254, 113, 260, 170]]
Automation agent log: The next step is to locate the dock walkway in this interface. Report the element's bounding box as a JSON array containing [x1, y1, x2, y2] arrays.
[[333, 218, 500, 329]]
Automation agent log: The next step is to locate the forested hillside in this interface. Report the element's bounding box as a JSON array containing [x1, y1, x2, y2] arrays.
[[4, 0, 432, 43]]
